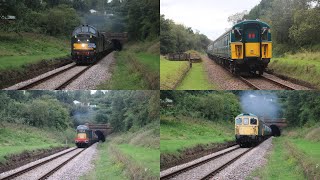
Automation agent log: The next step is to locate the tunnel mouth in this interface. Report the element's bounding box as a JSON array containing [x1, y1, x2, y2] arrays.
[[95, 130, 105, 142], [270, 125, 281, 137], [111, 39, 122, 51]]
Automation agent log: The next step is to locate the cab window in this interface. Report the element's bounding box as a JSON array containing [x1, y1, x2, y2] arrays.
[[235, 29, 242, 42], [261, 28, 268, 41], [243, 118, 249, 125], [250, 118, 257, 125], [236, 118, 242, 125]]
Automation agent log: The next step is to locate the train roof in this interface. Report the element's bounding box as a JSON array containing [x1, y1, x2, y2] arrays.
[[77, 125, 89, 130], [236, 113, 258, 118], [72, 25, 98, 36], [232, 20, 271, 29]]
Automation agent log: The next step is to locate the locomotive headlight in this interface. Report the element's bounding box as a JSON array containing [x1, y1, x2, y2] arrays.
[[77, 39, 80, 42], [87, 39, 89, 42], [81, 44, 85, 47]]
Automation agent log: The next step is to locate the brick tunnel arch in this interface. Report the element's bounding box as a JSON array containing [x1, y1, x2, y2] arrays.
[[111, 39, 122, 51], [270, 125, 281, 137], [95, 130, 105, 142]]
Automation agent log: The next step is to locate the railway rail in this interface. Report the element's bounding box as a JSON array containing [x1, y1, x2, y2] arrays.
[[5, 62, 94, 90], [238, 75, 296, 90], [0, 147, 85, 180], [212, 56, 311, 90], [160, 145, 255, 180]]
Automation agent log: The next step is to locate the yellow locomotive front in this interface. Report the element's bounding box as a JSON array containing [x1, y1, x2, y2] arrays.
[[230, 20, 272, 75], [235, 113, 260, 147]]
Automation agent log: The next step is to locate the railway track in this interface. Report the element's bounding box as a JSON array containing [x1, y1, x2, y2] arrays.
[[0, 148, 85, 180], [238, 75, 296, 90], [5, 63, 93, 90], [160, 145, 254, 180]]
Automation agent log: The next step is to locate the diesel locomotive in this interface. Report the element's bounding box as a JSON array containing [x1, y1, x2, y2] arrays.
[[235, 113, 272, 147], [71, 25, 113, 64], [207, 20, 272, 75], [75, 125, 98, 148]]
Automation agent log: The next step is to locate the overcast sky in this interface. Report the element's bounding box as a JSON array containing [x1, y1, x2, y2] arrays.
[[160, 0, 261, 40]]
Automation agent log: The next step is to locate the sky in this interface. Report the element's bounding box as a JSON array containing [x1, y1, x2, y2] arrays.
[[160, 0, 262, 40]]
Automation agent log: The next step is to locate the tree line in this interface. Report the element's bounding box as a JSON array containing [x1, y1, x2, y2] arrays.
[[0, 90, 159, 132], [0, 0, 159, 41], [160, 15, 211, 54], [242, 0, 320, 54], [161, 91, 320, 127]]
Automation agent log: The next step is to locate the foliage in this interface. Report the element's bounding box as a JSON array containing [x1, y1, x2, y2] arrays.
[[243, 0, 320, 54], [0, 0, 159, 41], [160, 91, 241, 122], [160, 15, 211, 54], [279, 91, 320, 127]]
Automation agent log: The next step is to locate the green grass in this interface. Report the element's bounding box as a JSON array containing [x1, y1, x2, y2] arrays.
[[135, 52, 159, 73], [177, 63, 215, 90], [291, 138, 320, 164], [0, 123, 69, 163], [118, 144, 160, 176], [98, 41, 159, 90], [0, 54, 67, 70], [81, 142, 127, 180], [0, 32, 69, 70], [269, 51, 320, 88], [83, 123, 159, 179], [249, 137, 306, 180], [160, 116, 233, 154], [160, 57, 189, 90]]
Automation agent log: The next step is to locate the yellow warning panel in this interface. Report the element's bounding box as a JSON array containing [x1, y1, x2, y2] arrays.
[[262, 42, 272, 58], [231, 42, 243, 59], [245, 43, 260, 57]]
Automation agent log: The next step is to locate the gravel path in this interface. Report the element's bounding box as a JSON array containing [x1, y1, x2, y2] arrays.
[[48, 143, 98, 180], [65, 52, 116, 90], [170, 148, 249, 180], [212, 137, 273, 180], [202, 56, 251, 90]]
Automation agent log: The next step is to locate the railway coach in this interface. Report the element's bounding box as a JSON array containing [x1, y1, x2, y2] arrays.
[[235, 113, 272, 147], [207, 20, 272, 75]]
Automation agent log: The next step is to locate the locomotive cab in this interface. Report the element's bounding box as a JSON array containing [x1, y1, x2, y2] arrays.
[[230, 20, 272, 75], [235, 113, 271, 147], [71, 25, 99, 64], [75, 125, 91, 148]]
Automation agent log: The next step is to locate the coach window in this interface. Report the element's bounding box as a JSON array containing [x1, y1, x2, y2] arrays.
[[250, 118, 257, 125], [243, 118, 249, 125], [236, 118, 242, 125], [261, 28, 268, 41]]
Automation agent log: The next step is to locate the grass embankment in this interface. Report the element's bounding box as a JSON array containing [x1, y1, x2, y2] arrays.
[[160, 56, 189, 90], [84, 122, 160, 180], [249, 125, 320, 179], [0, 123, 74, 164], [269, 51, 320, 88], [177, 62, 214, 90], [98, 40, 159, 90], [160, 116, 233, 155], [0, 32, 69, 70]]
